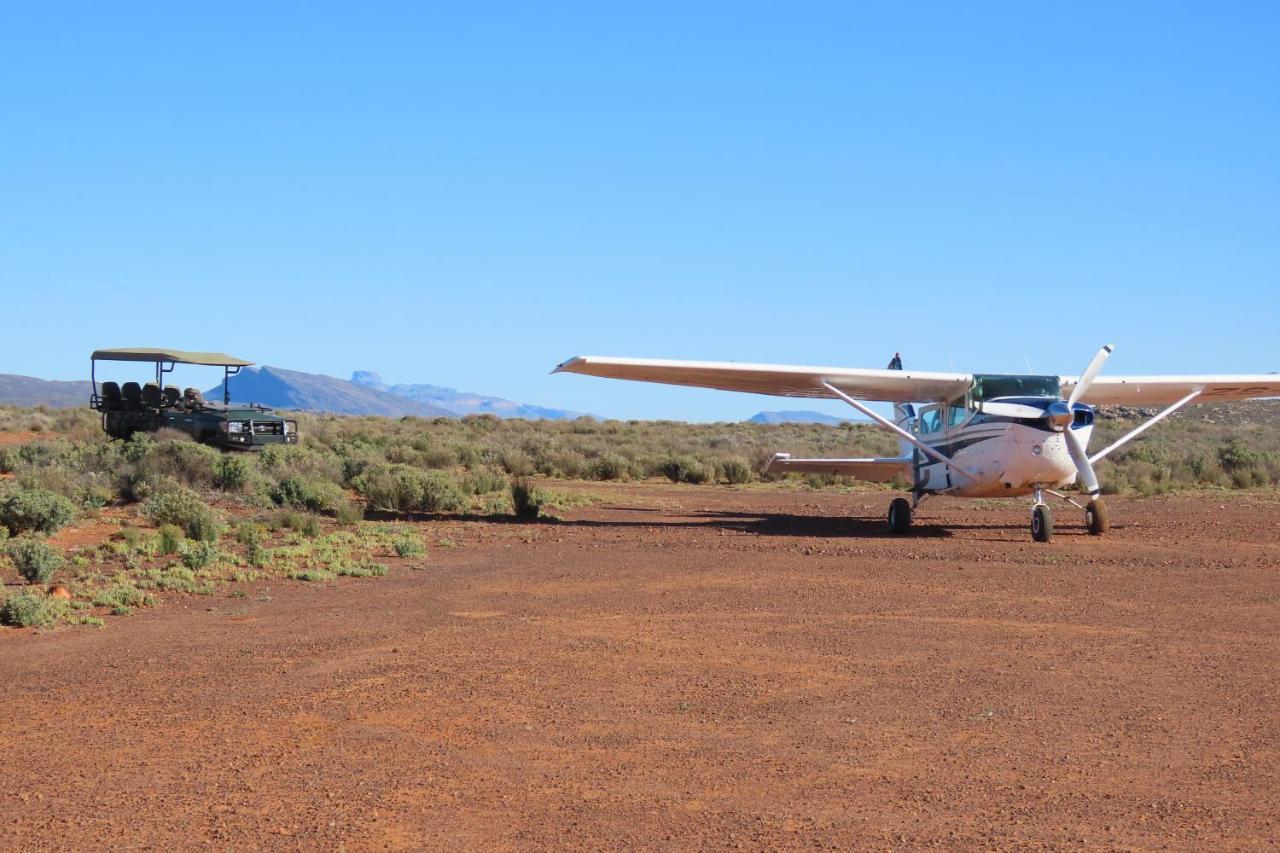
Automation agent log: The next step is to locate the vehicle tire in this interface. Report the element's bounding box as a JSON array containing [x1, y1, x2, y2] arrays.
[[1085, 498, 1109, 535], [888, 498, 912, 535], [1031, 504, 1053, 543]]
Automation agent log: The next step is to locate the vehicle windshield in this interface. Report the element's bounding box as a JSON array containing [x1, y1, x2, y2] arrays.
[[971, 374, 1061, 401]]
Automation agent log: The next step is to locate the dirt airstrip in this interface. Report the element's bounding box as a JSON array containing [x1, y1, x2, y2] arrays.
[[2, 484, 1278, 850]]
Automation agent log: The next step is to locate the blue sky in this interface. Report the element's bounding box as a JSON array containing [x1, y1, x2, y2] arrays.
[[2, 2, 1276, 420]]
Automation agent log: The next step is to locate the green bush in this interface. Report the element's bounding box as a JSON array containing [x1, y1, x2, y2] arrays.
[[213, 454, 254, 491], [269, 476, 344, 512], [393, 536, 425, 558], [335, 500, 365, 525], [92, 583, 155, 614], [0, 487, 76, 535], [6, 537, 64, 583], [510, 478, 543, 520], [273, 510, 322, 538], [144, 487, 221, 542], [157, 524, 184, 555], [180, 540, 219, 570], [588, 452, 629, 481], [718, 456, 754, 484], [1, 589, 69, 627], [351, 463, 467, 514], [659, 455, 712, 485], [464, 467, 507, 495]]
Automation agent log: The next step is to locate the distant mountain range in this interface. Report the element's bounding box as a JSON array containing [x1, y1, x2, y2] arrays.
[[747, 410, 858, 426], [0, 374, 92, 408], [351, 371, 585, 420], [0, 366, 582, 420]]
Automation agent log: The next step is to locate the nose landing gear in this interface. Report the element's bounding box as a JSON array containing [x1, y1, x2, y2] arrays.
[[1031, 487, 1053, 542]]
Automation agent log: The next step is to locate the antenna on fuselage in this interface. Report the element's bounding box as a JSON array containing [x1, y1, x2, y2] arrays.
[[1025, 356, 1033, 374]]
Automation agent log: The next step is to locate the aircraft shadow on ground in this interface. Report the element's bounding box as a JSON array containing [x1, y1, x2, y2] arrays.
[[430, 509, 964, 539]]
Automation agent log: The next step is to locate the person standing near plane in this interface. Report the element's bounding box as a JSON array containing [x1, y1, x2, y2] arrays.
[[887, 353, 903, 370]]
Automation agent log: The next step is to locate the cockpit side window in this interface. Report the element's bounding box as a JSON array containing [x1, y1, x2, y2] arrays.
[[947, 402, 969, 428], [919, 406, 943, 434]]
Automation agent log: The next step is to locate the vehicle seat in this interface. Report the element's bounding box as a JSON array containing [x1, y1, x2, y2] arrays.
[[100, 381, 122, 411], [163, 385, 181, 408], [121, 382, 142, 410], [142, 382, 163, 410]]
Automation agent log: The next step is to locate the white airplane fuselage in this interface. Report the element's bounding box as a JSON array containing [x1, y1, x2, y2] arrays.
[[903, 399, 1096, 498]]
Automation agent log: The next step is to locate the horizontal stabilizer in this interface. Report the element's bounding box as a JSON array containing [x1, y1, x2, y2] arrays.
[[766, 453, 911, 483]]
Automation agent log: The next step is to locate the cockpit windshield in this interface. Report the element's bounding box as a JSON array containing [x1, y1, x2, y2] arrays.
[[971, 374, 1061, 401]]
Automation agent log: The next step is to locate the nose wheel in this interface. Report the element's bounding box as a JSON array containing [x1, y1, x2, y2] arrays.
[[1031, 503, 1053, 542], [1030, 487, 1053, 542]]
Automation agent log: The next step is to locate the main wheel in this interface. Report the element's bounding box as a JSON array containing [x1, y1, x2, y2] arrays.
[[888, 498, 912, 535], [1031, 504, 1053, 543], [1084, 498, 1109, 535]]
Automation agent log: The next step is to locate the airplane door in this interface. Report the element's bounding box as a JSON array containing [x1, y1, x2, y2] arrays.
[[914, 403, 951, 491]]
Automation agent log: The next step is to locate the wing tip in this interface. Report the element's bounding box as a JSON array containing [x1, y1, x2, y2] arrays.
[[551, 356, 585, 375]]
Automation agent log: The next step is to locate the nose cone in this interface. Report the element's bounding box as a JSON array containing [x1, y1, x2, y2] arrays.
[[1046, 400, 1072, 431]]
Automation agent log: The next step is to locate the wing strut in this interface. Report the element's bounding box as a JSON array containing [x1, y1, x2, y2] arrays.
[[1088, 389, 1201, 464], [819, 380, 978, 481]]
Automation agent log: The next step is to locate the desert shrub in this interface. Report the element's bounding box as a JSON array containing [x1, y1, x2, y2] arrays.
[[718, 456, 754, 485], [351, 463, 467, 514], [257, 444, 343, 484], [499, 449, 535, 477], [140, 440, 222, 489], [336, 561, 388, 577], [180, 541, 219, 571], [213, 454, 255, 492], [659, 455, 712, 485], [419, 446, 458, 469], [335, 500, 365, 525], [1, 589, 69, 627], [464, 467, 507, 495], [92, 583, 155, 614], [269, 476, 344, 512], [273, 510, 322, 538], [144, 487, 221, 542], [0, 487, 76, 535], [393, 536, 425, 558], [288, 568, 336, 582], [588, 452, 629, 481], [510, 478, 543, 520], [6, 537, 64, 583], [157, 524, 184, 555]]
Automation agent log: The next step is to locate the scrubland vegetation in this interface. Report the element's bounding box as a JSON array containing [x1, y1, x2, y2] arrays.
[[0, 402, 1276, 628]]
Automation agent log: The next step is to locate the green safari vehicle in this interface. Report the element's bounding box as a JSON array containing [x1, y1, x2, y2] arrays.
[[89, 347, 298, 450]]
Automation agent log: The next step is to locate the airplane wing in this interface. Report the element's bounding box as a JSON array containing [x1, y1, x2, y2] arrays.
[[1063, 375, 1280, 406], [553, 356, 972, 403], [765, 453, 911, 482]]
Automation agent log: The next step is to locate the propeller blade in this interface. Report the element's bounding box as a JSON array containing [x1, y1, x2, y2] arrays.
[[1068, 344, 1115, 406], [1064, 427, 1101, 497], [978, 401, 1047, 420]]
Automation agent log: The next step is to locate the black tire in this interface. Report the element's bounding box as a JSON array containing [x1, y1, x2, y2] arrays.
[[1031, 504, 1053, 543], [888, 498, 912, 535], [1085, 498, 1109, 535]]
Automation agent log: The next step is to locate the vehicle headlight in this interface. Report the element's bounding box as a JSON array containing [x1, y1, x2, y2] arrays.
[[284, 420, 296, 435], [227, 421, 244, 434]]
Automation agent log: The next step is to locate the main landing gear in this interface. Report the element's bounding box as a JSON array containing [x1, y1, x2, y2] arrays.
[[888, 497, 912, 535], [1032, 487, 1110, 542]]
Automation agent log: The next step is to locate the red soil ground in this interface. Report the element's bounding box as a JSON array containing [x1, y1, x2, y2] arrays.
[[1, 484, 1277, 849]]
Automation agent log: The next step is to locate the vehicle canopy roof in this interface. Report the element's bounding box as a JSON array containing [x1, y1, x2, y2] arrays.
[[90, 348, 254, 367]]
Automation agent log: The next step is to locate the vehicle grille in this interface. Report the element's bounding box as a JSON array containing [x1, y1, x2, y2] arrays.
[[251, 421, 283, 436]]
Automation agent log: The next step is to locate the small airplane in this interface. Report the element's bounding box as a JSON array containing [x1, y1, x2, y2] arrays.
[[554, 346, 1280, 541]]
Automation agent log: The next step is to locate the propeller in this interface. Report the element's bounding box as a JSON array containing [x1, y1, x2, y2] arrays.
[[1061, 344, 1114, 497]]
